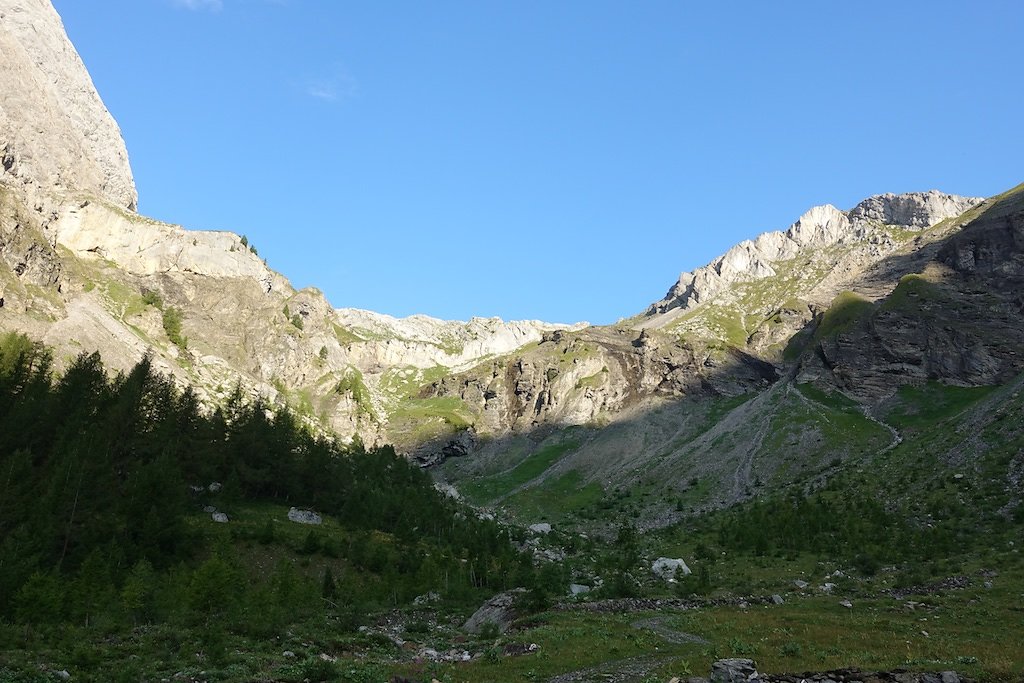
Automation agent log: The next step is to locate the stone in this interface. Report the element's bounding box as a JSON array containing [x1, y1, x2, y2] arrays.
[[55, 672, 71, 681], [939, 672, 961, 683], [282, 650, 295, 658], [772, 594, 784, 605], [820, 582, 837, 593], [463, 589, 525, 634], [569, 583, 591, 596], [413, 591, 440, 605], [287, 507, 322, 525], [528, 523, 552, 534], [840, 599, 853, 608], [652, 557, 692, 581], [208, 482, 222, 493], [794, 579, 809, 589], [211, 512, 228, 523], [710, 658, 758, 682]]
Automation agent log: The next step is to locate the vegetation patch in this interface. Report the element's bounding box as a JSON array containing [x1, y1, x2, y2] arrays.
[[880, 273, 942, 313], [504, 470, 605, 520], [461, 441, 580, 504], [813, 291, 873, 341]]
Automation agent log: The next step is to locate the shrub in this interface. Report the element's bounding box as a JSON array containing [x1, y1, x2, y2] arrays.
[[162, 307, 187, 348]]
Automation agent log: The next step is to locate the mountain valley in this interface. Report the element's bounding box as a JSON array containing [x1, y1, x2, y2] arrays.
[[1, 1, 1023, 681]]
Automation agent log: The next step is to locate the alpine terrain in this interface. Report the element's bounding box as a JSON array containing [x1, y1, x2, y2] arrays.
[[1, 2, 1022, 682]]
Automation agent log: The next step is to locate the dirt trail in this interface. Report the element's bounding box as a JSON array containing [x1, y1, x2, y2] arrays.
[[787, 382, 902, 455], [631, 616, 709, 645]]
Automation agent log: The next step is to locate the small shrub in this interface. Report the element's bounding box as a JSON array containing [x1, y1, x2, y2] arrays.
[[141, 289, 163, 308], [162, 307, 187, 348]]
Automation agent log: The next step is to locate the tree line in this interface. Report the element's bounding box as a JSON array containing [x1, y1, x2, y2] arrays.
[[0, 332, 529, 632]]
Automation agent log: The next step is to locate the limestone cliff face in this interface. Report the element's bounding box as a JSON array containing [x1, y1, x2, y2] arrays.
[[337, 308, 586, 372], [645, 191, 982, 320], [0, 0, 136, 211]]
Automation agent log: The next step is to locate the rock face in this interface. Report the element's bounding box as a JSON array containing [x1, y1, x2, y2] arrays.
[[796, 188, 1024, 400], [462, 589, 525, 635], [337, 308, 586, 372], [645, 192, 981, 319], [0, 0, 136, 210]]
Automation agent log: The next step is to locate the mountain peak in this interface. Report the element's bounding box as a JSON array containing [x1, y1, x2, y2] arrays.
[[644, 191, 982, 318]]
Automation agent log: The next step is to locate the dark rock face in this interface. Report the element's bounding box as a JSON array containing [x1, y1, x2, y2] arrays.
[[800, 191, 1024, 399], [462, 588, 525, 635]]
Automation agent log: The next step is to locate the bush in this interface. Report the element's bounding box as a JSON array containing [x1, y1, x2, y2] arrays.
[[141, 289, 163, 308], [162, 307, 187, 348]]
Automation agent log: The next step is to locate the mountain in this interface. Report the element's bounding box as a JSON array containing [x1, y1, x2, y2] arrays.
[[2, 0, 1024, 531]]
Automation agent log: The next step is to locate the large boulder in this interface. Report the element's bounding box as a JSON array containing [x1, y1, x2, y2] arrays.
[[462, 589, 525, 635], [710, 658, 758, 683], [287, 507, 322, 525], [651, 557, 691, 581]]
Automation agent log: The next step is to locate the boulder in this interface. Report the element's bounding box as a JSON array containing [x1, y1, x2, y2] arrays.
[[652, 557, 692, 581], [287, 507, 322, 525], [710, 658, 758, 682], [463, 589, 525, 635], [528, 523, 552, 535], [569, 583, 591, 596], [211, 512, 228, 523]]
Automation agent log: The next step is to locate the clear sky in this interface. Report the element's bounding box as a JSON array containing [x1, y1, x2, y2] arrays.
[[52, 0, 1024, 325]]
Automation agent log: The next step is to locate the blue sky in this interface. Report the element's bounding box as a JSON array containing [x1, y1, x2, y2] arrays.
[[53, 1, 1024, 324]]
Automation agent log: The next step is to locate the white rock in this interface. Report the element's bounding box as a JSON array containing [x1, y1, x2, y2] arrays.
[[528, 523, 552, 535], [211, 512, 228, 523], [287, 507, 322, 525], [651, 557, 691, 580]]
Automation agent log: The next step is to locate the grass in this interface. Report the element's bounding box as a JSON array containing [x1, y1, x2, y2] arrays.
[[380, 365, 451, 402], [503, 470, 605, 520], [389, 396, 474, 442], [880, 274, 942, 313], [460, 441, 580, 504], [390, 566, 1024, 682], [883, 381, 996, 431], [813, 291, 874, 341], [331, 322, 368, 345]]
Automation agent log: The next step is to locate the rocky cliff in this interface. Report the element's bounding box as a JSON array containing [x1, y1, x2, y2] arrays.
[[644, 191, 981, 322], [0, 0, 136, 211]]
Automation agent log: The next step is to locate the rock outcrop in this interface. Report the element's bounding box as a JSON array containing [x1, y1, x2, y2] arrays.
[[646, 192, 981, 319], [0, 0, 136, 211]]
